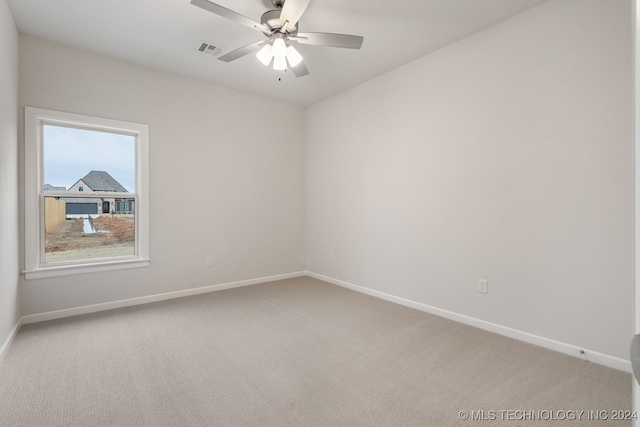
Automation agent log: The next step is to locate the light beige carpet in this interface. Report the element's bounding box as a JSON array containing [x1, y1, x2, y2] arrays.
[[0, 276, 631, 426]]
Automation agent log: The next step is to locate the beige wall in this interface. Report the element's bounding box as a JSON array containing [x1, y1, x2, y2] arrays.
[[305, 0, 634, 360], [19, 35, 306, 314], [0, 0, 20, 348]]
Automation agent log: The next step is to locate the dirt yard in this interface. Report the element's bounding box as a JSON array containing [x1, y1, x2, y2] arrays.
[[45, 215, 135, 253]]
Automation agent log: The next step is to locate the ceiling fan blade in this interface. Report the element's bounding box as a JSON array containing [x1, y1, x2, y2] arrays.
[[218, 40, 266, 62], [289, 58, 309, 78], [294, 32, 364, 49], [278, 0, 311, 32], [191, 0, 268, 33]]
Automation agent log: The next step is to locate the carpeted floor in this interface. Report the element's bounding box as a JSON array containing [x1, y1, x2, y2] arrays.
[[0, 276, 631, 426]]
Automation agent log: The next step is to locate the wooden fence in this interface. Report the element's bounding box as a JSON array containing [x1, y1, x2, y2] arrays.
[[44, 198, 66, 233]]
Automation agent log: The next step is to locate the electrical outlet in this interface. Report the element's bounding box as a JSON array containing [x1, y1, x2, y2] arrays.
[[206, 257, 213, 267], [478, 279, 488, 294], [329, 251, 335, 261]]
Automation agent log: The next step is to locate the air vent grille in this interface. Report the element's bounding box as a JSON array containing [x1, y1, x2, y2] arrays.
[[198, 42, 223, 57]]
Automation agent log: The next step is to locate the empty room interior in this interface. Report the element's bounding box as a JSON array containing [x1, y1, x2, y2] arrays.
[[0, 0, 637, 425]]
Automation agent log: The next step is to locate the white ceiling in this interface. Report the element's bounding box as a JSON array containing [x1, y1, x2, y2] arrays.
[[8, 0, 548, 107]]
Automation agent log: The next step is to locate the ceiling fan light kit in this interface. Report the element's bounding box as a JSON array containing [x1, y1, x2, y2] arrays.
[[256, 43, 273, 65], [191, 0, 363, 77], [285, 45, 303, 67], [272, 36, 287, 56], [273, 55, 287, 71], [256, 35, 303, 69]]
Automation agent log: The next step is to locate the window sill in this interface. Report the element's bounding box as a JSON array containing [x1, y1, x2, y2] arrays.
[[23, 258, 150, 280]]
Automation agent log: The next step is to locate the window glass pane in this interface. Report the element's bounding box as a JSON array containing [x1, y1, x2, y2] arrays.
[[43, 125, 135, 192], [44, 196, 135, 263]]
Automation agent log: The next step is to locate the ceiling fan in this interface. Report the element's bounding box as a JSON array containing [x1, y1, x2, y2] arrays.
[[191, 0, 364, 77]]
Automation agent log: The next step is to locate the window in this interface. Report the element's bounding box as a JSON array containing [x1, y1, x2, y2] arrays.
[[116, 200, 133, 213], [24, 107, 149, 279]]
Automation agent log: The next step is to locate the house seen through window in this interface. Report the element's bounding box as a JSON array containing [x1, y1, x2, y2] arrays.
[[25, 107, 149, 279], [43, 125, 136, 263]]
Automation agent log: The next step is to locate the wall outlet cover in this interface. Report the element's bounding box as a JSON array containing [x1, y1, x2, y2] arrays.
[[478, 279, 488, 294]]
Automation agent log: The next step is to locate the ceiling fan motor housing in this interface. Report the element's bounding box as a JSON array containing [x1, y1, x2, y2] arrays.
[[261, 9, 297, 35]]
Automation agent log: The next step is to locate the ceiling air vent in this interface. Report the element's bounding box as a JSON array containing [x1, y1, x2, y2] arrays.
[[198, 41, 223, 57]]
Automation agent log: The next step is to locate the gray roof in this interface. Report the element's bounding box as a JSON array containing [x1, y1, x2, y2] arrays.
[[75, 170, 128, 192]]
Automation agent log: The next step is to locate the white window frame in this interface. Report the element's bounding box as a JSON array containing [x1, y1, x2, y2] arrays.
[[24, 107, 150, 280]]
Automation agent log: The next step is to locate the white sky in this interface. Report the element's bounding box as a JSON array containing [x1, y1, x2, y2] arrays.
[[43, 124, 136, 192]]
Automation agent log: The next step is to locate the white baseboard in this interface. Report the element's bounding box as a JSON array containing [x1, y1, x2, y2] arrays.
[[21, 271, 306, 325], [306, 271, 632, 373], [0, 317, 22, 359]]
